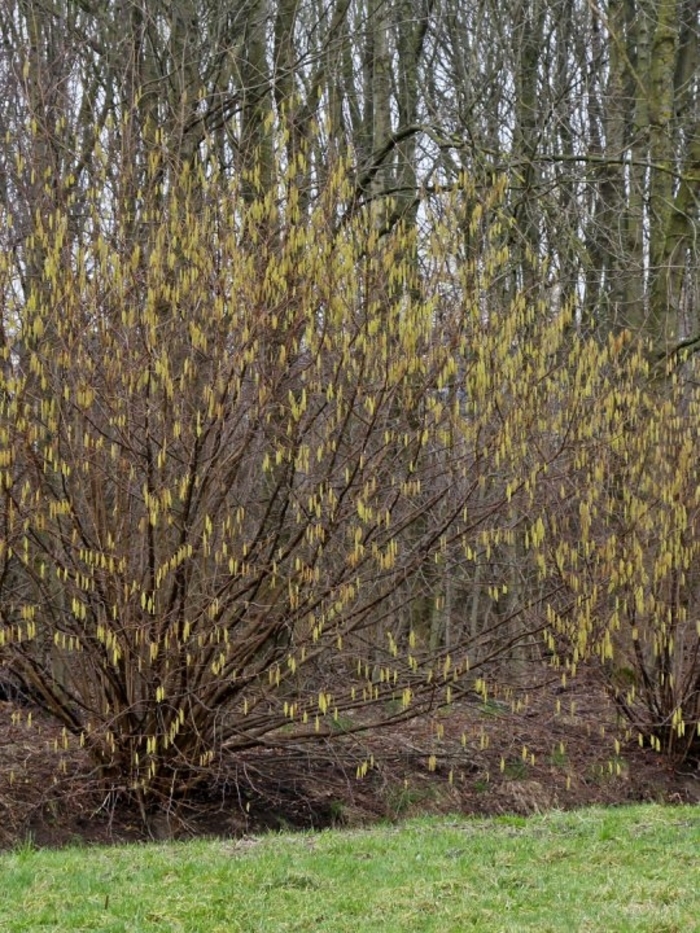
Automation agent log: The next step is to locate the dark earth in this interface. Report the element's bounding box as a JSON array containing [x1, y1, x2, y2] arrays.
[[2, 670, 699, 849]]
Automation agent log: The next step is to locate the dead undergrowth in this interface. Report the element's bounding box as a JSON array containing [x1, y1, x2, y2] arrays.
[[1, 674, 698, 849]]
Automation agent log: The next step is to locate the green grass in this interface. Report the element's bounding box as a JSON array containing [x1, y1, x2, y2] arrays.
[[1, 805, 698, 932]]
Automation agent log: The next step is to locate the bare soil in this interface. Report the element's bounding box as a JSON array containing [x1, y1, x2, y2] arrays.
[[2, 674, 699, 850]]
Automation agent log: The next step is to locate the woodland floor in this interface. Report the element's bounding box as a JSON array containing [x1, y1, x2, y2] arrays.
[[1, 670, 699, 850]]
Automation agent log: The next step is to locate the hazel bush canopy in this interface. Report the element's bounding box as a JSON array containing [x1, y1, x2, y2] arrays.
[[0, 136, 698, 808]]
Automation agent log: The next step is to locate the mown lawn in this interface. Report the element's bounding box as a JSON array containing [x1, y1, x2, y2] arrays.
[[1, 804, 698, 932]]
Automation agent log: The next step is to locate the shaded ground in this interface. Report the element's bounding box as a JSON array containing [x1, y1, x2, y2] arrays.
[[1, 674, 699, 849]]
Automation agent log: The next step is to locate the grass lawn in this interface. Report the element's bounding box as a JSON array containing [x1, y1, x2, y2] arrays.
[[1, 804, 697, 932]]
